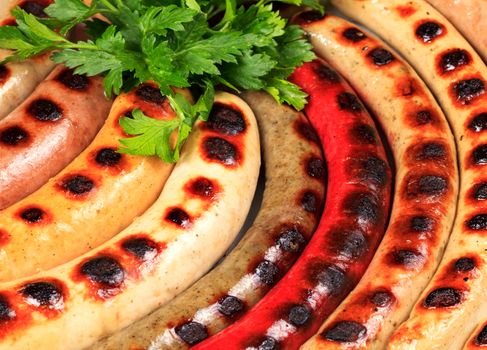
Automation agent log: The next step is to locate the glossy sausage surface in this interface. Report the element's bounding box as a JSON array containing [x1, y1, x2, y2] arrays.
[[330, 0, 487, 348], [294, 13, 458, 349], [0, 83, 178, 281], [463, 321, 487, 349], [0, 0, 56, 119], [0, 65, 111, 209], [0, 91, 260, 350], [89, 90, 325, 350], [192, 59, 391, 350]]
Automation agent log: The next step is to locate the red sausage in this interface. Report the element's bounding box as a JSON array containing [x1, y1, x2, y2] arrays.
[[192, 59, 392, 350]]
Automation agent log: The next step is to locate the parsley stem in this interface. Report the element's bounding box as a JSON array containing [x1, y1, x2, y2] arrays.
[[98, 0, 119, 14]]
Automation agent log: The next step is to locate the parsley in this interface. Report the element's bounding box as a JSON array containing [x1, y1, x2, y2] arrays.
[[0, 0, 323, 162]]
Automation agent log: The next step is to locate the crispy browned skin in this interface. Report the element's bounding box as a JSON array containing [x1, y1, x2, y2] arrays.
[[463, 321, 487, 349], [330, 0, 487, 348], [294, 13, 458, 349], [0, 66, 111, 209], [88, 91, 326, 350], [425, 0, 487, 62]]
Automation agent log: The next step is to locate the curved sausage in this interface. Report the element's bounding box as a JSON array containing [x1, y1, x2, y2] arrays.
[[0, 0, 56, 119], [330, 0, 487, 348], [0, 91, 260, 350], [88, 90, 325, 350], [0, 82, 181, 281], [292, 13, 458, 349], [0, 65, 111, 209], [192, 59, 392, 350], [463, 321, 487, 349], [424, 0, 487, 62]]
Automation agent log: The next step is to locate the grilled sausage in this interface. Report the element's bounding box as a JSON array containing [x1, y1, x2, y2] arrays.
[[88, 91, 325, 350], [330, 0, 487, 348], [0, 82, 182, 281], [0, 66, 111, 209], [463, 321, 487, 349], [292, 13, 458, 349], [425, 0, 487, 62], [192, 60, 392, 350], [0, 0, 56, 119], [0, 91, 260, 350]]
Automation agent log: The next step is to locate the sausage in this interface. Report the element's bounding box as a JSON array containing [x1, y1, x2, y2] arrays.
[[291, 13, 458, 349], [0, 0, 56, 119], [88, 91, 325, 350], [329, 0, 487, 348], [0, 91, 260, 350], [424, 0, 487, 62], [192, 60, 392, 350], [463, 321, 487, 349], [0, 82, 182, 281], [0, 65, 110, 209]]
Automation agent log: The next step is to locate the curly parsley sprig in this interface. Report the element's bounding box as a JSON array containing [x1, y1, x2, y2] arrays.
[[0, 0, 323, 162]]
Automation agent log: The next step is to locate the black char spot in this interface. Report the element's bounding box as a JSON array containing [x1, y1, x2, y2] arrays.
[[175, 321, 208, 345], [122, 237, 158, 261], [416, 110, 433, 125], [0, 295, 15, 321], [391, 249, 423, 269], [80, 256, 124, 287], [258, 337, 278, 350], [203, 137, 238, 166], [323, 321, 367, 343], [218, 295, 244, 317], [466, 214, 487, 230], [315, 64, 340, 82], [57, 69, 89, 90], [472, 145, 487, 164], [329, 229, 368, 260], [301, 191, 319, 213], [423, 288, 461, 308], [20, 281, 62, 308], [368, 48, 395, 66], [410, 216, 433, 232], [166, 208, 191, 228], [0, 126, 29, 145], [418, 175, 447, 195], [474, 183, 487, 200], [337, 92, 362, 113], [277, 227, 306, 253], [28, 99, 62, 122], [315, 265, 347, 295], [469, 113, 487, 132], [307, 157, 326, 179], [476, 325, 487, 345], [440, 49, 471, 73], [20, 1, 48, 17], [61, 175, 94, 195], [351, 124, 376, 144], [255, 260, 280, 285], [454, 78, 485, 103], [418, 143, 446, 160], [135, 85, 166, 104], [371, 291, 393, 307], [20, 207, 44, 223], [0, 65, 8, 83], [207, 103, 246, 136], [343, 27, 367, 42], [362, 157, 388, 186], [288, 304, 311, 326], [454, 257, 475, 272], [95, 148, 122, 167], [344, 192, 379, 225], [416, 21, 443, 43], [296, 120, 319, 143], [189, 178, 215, 197]]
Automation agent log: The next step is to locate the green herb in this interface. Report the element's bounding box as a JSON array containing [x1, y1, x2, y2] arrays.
[[0, 0, 323, 162]]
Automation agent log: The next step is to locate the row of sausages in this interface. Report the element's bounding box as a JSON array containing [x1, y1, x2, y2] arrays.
[[0, 0, 485, 349]]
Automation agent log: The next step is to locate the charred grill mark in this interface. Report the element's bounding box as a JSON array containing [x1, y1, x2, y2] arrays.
[[185, 177, 218, 199], [439, 49, 471, 74], [300, 190, 321, 214], [19, 207, 45, 224], [218, 295, 244, 317], [390, 249, 424, 269], [165, 207, 191, 228], [472, 183, 487, 200], [203, 137, 239, 166], [337, 92, 363, 113], [453, 78, 485, 104], [415, 110, 434, 125], [327, 228, 368, 261], [476, 325, 487, 345], [295, 11, 324, 24], [59, 175, 95, 196], [19, 281, 63, 309], [0, 295, 15, 322], [0, 65, 10, 86], [95, 148, 122, 167], [288, 304, 311, 326], [405, 174, 448, 197], [466, 214, 487, 230], [472, 145, 487, 165], [343, 27, 367, 42], [370, 290, 394, 308], [56, 69, 89, 90], [206, 103, 246, 136], [28, 99, 63, 122], [306, 157, 326, 180], [343, 192, 379, 226], [367, 48, 395, 66], [423, 287, 462, 308], [315, 63, 341, 83], [309, 263, 348, 296], [135, 84, 166, 104], [175, 321, 208, 345], [295, 119, 320, 144], [80, 256, 125, 288], [122, 237, 159, 261], [415, 21, 445, 43], [414, 142, 447, 161], [410, 215, 434, 232], [322, 321, 367, 343], [468, 113, 487, 132], [350, 124, 377, 145], [0, 126, 29, 146], [454, 257, 476, 272], [277, 227, 306, 253], [255, 260, 280, 285]]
